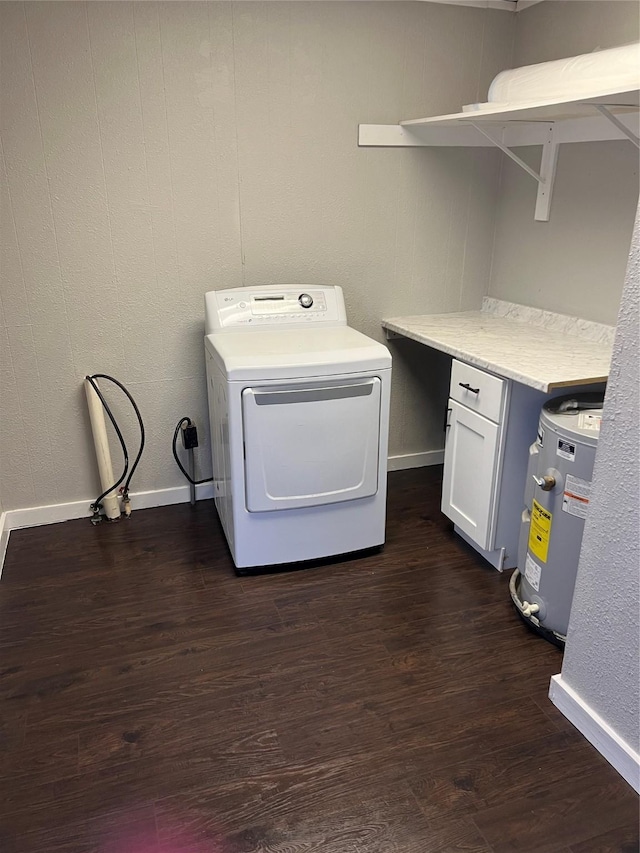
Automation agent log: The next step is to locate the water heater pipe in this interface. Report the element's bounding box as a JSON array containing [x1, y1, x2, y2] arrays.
[[84, 378, 121, 520]]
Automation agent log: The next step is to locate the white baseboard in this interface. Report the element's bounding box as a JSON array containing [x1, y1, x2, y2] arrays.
[[549, 674, 640, 793], [0, 512, 9, 576], [387, 450, 444, 472], [121, 482, 215, 511], [0, 482, 215, 578], [0, 452, 443, 576]]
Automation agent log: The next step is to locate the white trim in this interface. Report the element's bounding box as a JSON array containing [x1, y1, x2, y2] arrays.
[[549, 674, 640, 793], [276, 0, 517, 7], [4, 483, 216, 532], [6, 499, 96, 531], [121, 482, 216, 511], [0, 512, 9, 578], [416, 0, 517, 9], [0, 483, 215, 578], [0, 453, 445, 575], [387, 450, 445, 471], [515, 0, 545, 11], [359, 113, 640, 149]]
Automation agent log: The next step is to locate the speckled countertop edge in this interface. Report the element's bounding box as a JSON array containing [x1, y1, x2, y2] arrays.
[[382, 300, 614, 393], [481, 298, 615, 346]]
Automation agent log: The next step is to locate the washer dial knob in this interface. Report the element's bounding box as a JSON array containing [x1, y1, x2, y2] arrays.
[[298, 293, 314, 309]]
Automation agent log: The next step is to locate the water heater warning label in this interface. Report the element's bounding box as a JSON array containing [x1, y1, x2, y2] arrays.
[[578, 412, 602, 431], [529, 499, 552, 562], [557, 439, 576, 462], [524, 553, 542, 592], [562, 474, 591, 519]]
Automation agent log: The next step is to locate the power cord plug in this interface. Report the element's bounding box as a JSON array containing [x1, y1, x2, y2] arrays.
[[181, 423, 199, 450]]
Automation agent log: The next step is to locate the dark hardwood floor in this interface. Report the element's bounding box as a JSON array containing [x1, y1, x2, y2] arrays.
[[0, 467, 637, 853]]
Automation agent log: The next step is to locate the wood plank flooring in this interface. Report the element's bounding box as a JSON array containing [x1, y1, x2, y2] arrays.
[[0, 467, 637, 852]]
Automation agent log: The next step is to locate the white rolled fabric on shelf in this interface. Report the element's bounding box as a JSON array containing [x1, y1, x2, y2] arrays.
[[489, 43, 640, 103], [462, 43, 640, 113]]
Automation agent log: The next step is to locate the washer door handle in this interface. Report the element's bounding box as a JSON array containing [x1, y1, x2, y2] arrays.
[[252, 381, 375, 406]]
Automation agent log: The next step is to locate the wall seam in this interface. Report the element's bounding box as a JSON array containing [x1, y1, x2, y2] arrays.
[[0, 322, 36, 505], [484, 1, 517, 299], [84, 2, 127, 369], [132, 4, 162, 311], [458, 158, 473, 310], [230, 2, 246, 285], [22, 2, 77, 503], [0, 139, 31, 329], [474, 4, 488, 104], [392, 5, 411, 297], [25, 323, 58, 500], [22, 2, 77, 378], [156, 4, 184, 295]]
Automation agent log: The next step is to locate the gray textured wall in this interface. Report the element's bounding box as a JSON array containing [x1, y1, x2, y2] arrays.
[[0, 1, 514, 511], [489, 0, 640, 324], [561, 201, 640, 750], [514, 0, 640, 66]]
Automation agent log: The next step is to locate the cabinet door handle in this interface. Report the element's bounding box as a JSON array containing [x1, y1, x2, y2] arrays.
[[458, 382, 480, 394]]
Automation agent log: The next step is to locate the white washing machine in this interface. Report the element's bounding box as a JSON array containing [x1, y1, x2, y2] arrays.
[[204, 285, 392, 572]]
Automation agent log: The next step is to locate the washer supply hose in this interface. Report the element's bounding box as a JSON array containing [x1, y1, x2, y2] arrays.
[[86, 374, 145, 515], [172, 417, 213, 486]]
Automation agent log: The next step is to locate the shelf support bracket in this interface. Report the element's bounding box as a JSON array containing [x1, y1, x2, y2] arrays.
[[469, 122, 543, 182], [534, 126, 559, 222], [593, 105, 640, 149], [470, 122, 558, 222]]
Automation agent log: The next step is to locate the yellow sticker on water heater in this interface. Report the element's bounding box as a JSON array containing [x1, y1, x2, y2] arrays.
[[529, 499, 552, 563]]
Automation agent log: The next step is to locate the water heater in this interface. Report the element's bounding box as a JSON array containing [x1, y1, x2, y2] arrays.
[[511, 392, 604, 645]]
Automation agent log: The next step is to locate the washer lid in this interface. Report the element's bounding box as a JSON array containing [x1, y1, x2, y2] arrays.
[[205, 326, 392, 380]]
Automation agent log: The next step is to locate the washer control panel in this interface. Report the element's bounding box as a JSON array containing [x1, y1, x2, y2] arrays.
[[205, 285, 347, 332], [251, 291, 324, 316]]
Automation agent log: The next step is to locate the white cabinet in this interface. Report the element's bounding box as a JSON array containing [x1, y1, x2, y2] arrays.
[[449, 359, 505, 422], [442, 400, 499, 551], [442, 359, 547, 571]]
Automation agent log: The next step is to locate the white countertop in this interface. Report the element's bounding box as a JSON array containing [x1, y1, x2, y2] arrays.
[[382, 300, 614, 393]]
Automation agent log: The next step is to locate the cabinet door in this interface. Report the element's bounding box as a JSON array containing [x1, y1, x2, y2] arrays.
[[442, 399, 500, 551]]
